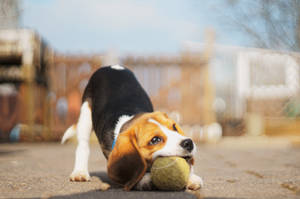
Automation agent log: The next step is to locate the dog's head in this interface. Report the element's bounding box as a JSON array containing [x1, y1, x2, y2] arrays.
[[107, 111, 195, 190]]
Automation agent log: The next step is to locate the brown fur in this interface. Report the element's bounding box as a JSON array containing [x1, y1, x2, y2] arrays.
[[107, 111, 186, 190]]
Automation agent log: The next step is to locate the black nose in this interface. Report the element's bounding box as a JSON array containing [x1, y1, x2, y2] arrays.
[[180, 139, 194, 152]]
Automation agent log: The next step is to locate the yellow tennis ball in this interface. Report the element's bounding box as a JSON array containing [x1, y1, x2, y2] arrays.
[[151, 157, 190, 191]]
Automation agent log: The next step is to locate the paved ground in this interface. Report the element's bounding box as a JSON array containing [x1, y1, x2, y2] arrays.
[[0, 137, 300, 199]]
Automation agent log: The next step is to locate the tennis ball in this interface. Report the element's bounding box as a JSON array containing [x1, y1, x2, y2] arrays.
[[151, 157, 190, 191]]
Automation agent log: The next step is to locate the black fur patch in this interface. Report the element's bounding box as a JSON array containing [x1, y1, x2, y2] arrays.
[[82, 66, 153, 158]]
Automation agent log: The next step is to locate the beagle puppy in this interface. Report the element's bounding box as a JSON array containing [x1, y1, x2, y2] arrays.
[[61, 65, 203, 191]]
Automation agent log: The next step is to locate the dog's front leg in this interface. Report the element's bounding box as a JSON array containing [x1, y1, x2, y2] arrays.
[[134, 173, 154, 191], [187, 167, 203, 190]]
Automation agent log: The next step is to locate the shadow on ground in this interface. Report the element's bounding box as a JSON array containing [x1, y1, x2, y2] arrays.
[[0, 148, 26, 156], [51, 172, 199, 199], [91, 171, 123, 189]]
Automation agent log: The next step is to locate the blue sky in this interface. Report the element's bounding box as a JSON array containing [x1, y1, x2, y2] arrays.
[[22, 0, 248, 54]]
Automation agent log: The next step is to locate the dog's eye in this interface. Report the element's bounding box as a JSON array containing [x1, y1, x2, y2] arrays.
[[149, 136, 162, 145], [172, 123, 178, 132]]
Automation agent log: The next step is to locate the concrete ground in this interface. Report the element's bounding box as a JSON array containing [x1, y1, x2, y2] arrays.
[[0, 137, 300, 199]]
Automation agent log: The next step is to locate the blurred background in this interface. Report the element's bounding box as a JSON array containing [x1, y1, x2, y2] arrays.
[[0, 0, 300, 144]]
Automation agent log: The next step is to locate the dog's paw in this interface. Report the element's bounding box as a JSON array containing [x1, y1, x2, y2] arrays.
[[135, 173, 153, 191], [70, 170, 91, 182], [187, 174, 203, 191]]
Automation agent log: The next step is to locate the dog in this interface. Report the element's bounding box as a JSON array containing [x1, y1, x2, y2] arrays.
[[61, 65, 203, 191]]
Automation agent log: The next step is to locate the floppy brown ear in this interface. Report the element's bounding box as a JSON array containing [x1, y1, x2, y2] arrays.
[[107, 128, 147, 191]]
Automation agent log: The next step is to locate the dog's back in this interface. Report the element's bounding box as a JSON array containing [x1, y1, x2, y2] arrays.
[[82, 65, 153, 156]]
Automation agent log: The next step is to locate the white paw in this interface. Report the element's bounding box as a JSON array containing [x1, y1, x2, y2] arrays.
[[70, 170, 91, 182], [135, 173, 153, 191], [187, 174, 203, 190]]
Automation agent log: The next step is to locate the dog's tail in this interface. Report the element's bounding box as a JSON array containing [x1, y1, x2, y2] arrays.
[[61, 125, 76, 144]]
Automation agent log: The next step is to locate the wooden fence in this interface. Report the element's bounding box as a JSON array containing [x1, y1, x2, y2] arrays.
[[48, 49, 217, 140], [0, 29, 219, 141]]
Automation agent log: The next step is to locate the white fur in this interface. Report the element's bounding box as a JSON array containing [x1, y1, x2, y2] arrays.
[[70, 101, 93, 181], [188, 167, 204, 190], [188, 173, 204, 189], [135, 173, 152, 190], [61, 125, 76, 144], [114, 115, 134, 141], [111, 64, 125, 70], [149, 119, 196, 159]]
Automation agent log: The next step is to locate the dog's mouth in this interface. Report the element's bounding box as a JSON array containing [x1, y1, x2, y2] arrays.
[[182, 155, 194, 165]]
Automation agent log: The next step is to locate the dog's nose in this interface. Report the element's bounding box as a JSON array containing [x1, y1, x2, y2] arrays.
[[180, 139, 194, 152]]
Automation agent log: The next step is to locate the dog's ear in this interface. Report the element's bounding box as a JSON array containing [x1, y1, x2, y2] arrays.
[[107, 127, 147, 191]]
